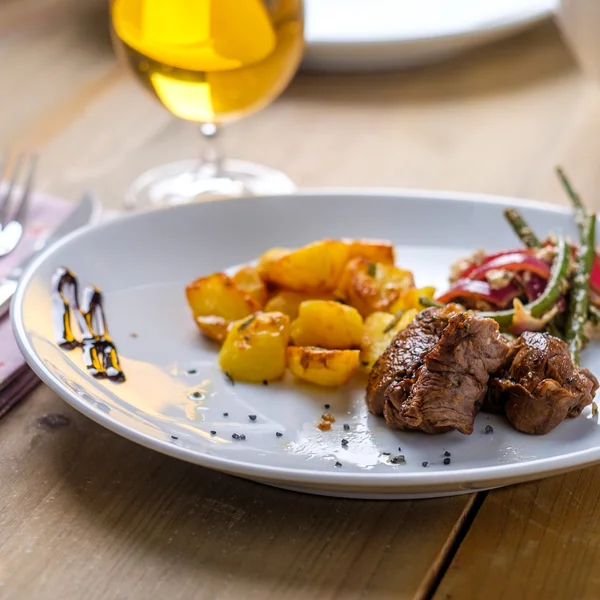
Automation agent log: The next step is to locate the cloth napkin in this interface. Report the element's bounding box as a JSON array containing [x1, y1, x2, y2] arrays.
[[0, 193, 73, 418]]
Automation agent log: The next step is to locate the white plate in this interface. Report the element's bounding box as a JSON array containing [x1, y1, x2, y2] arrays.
[[12, 190, 600, 499], [303, 0, 558, 71]]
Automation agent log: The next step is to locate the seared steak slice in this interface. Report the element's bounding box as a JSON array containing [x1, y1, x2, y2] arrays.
[[366, 305, 460, 415], [384, 312, 509, 434], [486, 332, 599, 435]]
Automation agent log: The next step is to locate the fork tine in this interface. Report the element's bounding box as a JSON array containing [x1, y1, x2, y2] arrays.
[[0, 154, 23, 228], [10, 153, 38, 226]]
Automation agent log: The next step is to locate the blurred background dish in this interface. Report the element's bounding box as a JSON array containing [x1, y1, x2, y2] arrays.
[[303, 0, 558, 71]]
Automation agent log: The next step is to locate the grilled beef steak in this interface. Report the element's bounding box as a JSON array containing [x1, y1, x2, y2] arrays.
[[366, 305, 459, 415], [486, 332, 599, 435], [366, 305, 510, 434]]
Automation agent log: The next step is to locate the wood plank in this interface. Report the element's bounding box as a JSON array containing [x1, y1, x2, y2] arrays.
[[0, 387, 473, 600], [434, 467, 600, 600]]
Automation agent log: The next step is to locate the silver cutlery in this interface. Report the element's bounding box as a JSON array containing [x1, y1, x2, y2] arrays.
[[0, 154, 38, 258], [0, 191, 101, 320]]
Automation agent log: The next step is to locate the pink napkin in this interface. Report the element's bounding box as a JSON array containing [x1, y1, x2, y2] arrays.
[[0, 193, 73, 418]]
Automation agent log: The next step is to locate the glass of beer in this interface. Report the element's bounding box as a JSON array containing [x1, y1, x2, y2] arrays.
[[110, 0, 304, 209]]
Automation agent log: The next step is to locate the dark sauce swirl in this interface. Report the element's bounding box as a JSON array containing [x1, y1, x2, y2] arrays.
[[52, 267, 125, 383]]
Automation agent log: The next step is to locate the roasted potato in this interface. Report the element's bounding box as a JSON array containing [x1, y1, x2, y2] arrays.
[[360, 309, 418, 371], [219, 312, 290, 383], [186, 273, 260, 321], [290, 300, 363, 349], [343, 238, 395, 265], [195, 316, 231, 343], [256, 247, 290, 279], [287, 346, 360, 387], [258, 240, 350, 293], [390, 286, 436, 313], [264, 290, 334, 320], [336, 258, 415, 316], [232, 266, 268, 307]]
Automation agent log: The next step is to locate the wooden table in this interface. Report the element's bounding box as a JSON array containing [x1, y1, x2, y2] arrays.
[[3, 2, 600, 599]]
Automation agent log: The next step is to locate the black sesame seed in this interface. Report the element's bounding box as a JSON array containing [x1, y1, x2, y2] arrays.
[[239, 434, 246, 440], [263, 380, 268, 386], [382, 452, 391, 456], [192, 391, 202, 398], [171, 435, 178, 440], [276, 432, 283, 437], [210, 430, 216, 436], [343, 424, 350, 431], [485, 425, 494, 434], [335, 461, 342, 468], [390, 455, 406, 465], [398, 447, 402, 452], [232, 433, 240, 440], [444, 451, 451, 457], [187, 368, 197, 375], [443, 457, 451, 465], [225, 372, 235, 385], [422, 461, 428, 467], [341, 439, 349, 446], [223, 412, 229, 417], [249, 415, 257, 421], [324, 404, 331, 409]]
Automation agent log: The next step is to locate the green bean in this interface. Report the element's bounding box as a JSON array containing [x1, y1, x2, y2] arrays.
[[503, 208, 541, 248], [566, 214, 596, 364], [419, 296, 444, 309], [556, 166, 587, 234]]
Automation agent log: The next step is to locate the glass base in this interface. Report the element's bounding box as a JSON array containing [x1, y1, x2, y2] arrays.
[[124, 159, 297, 209]]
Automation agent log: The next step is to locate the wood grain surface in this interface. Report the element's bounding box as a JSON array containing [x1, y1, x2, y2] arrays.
[[434, 469, 600, 600], [1, 0, 600, 598], [0, 384, 473, 599]]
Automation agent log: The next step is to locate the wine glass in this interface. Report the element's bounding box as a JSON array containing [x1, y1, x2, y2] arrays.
[[110, 0, 304, 209]]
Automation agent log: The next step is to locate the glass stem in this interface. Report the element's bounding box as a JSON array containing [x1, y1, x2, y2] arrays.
[[199, 123, 222, 177]]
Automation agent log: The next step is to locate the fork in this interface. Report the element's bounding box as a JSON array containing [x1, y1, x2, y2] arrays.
[[0, 154, 37, 258]]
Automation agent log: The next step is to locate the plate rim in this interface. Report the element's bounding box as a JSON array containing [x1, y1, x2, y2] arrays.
[[13, 187, 600, 492]]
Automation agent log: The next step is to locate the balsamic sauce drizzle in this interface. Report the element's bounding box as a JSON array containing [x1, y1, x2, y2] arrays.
[[52, 267, 125, 382]]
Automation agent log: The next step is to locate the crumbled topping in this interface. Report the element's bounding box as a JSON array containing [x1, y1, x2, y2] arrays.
[[449, 249, 486, 283], [485, 268, 514, 290]]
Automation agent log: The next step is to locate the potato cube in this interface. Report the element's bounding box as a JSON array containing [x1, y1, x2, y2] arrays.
[[256, 248, 290, 280], [343, 238, 395, 265], [287, 347, 360, 387], [336, 258, 414, 316], [264, 290, 334, 320], [290, 300, 363, 349], [389, 286, 436, 313], [360, 309, 418, 371], [219, 312, 290, 383], [258, 240, 350, 293], [195, 316, 231, 343], [186, 273, 260, 321], [232, 266, 268, 307]]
